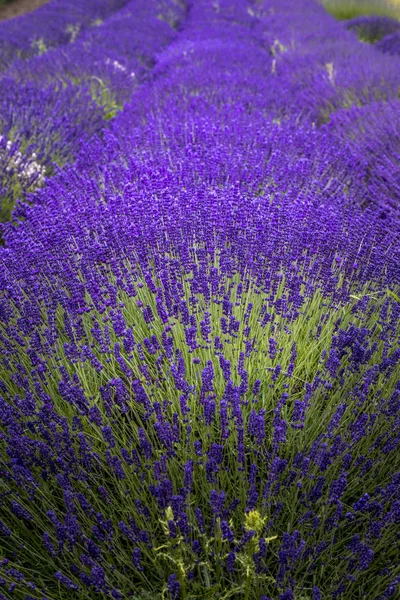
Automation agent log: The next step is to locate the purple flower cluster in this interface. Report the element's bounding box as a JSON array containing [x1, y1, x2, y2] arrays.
[[376, 31, 400, 56], [0, 0, 399, 599]]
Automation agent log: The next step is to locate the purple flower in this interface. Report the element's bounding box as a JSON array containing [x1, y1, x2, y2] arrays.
[[280, 590, 294, 600], [132, 548, 143, 571], [291, 400, 306, 429], [226, 551, 236, 573], [106, 451, 125, 479], [219, 355, 231, 381], [214, 337, 223, 351], [252, 380, 261, 396], [0, 520, 11, 537], [154, 420, 175, 450], [192, 539, 202, 555], [253, 537, 268, 573], [168, 519, 177, 538], [43, 532, 55, 556], [353, 493, 370, 512], [123, 328, 135, 354], [91, 565, 108, 593], [88, 406, 103, 426], [312, 586, 322, 600], [210, 490, 226, 517], [149, 478, 173, 510], [308, 476, 325, 503], [204, 398, 216, 426], [97, 486, 111, 504], [201, 361, 214, 395], [167, 574, 181, 599], [183, 460, 194, 493], [200, 312, 212, 342], [248, 409, 265, 444], [277, 531, 306, 584], [101, 426, 116, 448], [138, 428, 152, 459], [347, 536, 375, 571], [195, 508, 205, 534], [273, 415, 287, 447], [54, 571, 79, 591], [220, 520, 234, 542], [269, 338, 278, 361], [193, 440, 203, 456], [1, 0, 400, 596], [11, 501, 32, 522], [236, 529, 255, 551], [329, 472, 347, 503]]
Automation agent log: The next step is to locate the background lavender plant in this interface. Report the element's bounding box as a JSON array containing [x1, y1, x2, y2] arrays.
[[376, 30, 400, 54], [0, 0, 186, 224], [346, 15, 400, 42], [0, 0, 130, 72]]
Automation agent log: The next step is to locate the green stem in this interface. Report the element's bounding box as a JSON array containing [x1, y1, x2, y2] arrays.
[[244, 566, 252, 600], [202, 565, 211, 589], [178, 562, 187, 599]]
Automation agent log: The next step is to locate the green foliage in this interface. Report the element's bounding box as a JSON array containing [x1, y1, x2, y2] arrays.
[[31, 38, 47, 56], [88, 76, 123, 119], [66, 23, 81, 43], [322, 0, 400, 21]]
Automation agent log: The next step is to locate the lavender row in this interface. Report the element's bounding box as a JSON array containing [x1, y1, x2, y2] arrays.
[[342, 15, 400, 56], [0, 0, 130, 73], [0, 0, 186, 223], [2, 0, 400, 225], [376, 31, 400, 56], [345, 15, 400, 43]]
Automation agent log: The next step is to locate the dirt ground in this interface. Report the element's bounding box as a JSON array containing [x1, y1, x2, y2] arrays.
[[0, 0, 49, 21]]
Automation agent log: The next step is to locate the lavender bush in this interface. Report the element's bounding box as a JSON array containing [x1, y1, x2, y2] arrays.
[[376, 30, 400, 54], [346, 15, 400, 42], [0, 0, 399, 599]]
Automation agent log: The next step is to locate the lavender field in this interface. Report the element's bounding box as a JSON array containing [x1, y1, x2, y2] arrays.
[[0, 1, 399, 598]]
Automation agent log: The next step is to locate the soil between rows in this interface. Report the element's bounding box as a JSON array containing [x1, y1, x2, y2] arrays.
[[0, 0, 49, 22]]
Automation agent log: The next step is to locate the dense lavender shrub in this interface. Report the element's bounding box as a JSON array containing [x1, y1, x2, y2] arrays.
[[325, 100, 400, 210], [0, 0, 399, 599], [376, 30, 400, 55], [1, 255, 399, 598], [346, 15, 400, 42]]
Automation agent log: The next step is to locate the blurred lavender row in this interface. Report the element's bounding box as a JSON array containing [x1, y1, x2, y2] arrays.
[[0, 0, 186, 222], [0, 0, 130, 72]]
